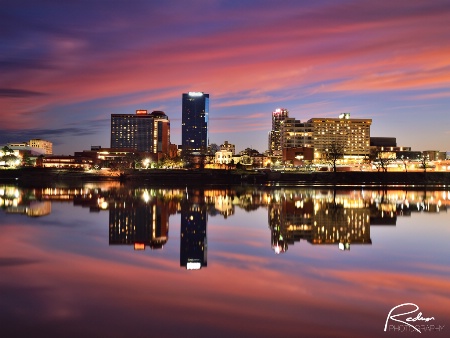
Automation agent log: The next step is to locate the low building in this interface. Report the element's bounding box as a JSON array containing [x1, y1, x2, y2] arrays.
[[370, 137, 397, 148], [370, 137, 413, 160], [215, 150, 233, 164], [42, 155, 94, 169], [282, 147, 314, 166], [423, 150, 447, 161], [6, 139, 52, 156], [29, 139, 53, 154], [75, 147, 152, 168]]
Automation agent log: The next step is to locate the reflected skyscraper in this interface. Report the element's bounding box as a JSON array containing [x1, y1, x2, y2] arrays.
[[269, 197, 313, 253], [109, 196, 169, 250], [180, 201, 207, 270], [310, 199, 372, 249], [268, 190, 372, 252]]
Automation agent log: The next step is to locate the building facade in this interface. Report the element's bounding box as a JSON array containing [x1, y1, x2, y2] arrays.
[[307, 114, 372, 162], [280, 118, 313, 149], [6, 139, 53, 155], [268, 108, 289, 156], [215, 150, 233, 164], [182, 92, 209, 154], [29, 139, 53, 154], [220, 140, 235, 155], [111, 110, 170, 154]]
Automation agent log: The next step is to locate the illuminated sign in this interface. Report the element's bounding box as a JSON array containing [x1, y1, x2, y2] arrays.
[[273, 108, 287, 116], [186, 262, 202, 270], [136, 110, 148, 115], [188, 92, 203, 97]]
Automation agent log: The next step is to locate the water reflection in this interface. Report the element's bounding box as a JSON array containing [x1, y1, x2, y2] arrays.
[[1, 184, 448, 258], [1, 183, 449, 337], [181, 196, 208, 269]]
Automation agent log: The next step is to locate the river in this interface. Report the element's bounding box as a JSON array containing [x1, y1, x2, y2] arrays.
[[1, 183, 449, 337]]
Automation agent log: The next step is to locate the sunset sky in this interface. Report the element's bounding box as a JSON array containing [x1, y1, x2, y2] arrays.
[[1, 0, 450, 154]]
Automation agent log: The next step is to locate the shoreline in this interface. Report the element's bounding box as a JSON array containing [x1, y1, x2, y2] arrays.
[[1, 168, 450, 189]]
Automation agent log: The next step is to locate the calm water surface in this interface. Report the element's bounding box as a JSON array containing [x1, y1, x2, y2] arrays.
[[1, 183, 449, 338]]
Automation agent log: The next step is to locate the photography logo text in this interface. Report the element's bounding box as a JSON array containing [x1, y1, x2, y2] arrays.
[[384, 303, 445, 333]]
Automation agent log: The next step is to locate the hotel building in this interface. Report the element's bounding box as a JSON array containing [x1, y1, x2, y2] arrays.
[[308, 114, 372, 162], [278, 114, 371, 164], [110, 110, 170, 155]]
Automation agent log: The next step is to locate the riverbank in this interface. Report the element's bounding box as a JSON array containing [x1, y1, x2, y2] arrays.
[[1, 168, 450, 188]]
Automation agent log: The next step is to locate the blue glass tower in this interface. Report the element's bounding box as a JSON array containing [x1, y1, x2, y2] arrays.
[[181, 92, 209, 154]]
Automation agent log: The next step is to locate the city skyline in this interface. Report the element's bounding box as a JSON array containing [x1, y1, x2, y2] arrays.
[[1, 1, 450, 154]]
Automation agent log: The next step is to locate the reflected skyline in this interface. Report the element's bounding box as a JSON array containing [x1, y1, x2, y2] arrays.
[[1, 184, 448, 257], [1, 183, 449, 337]]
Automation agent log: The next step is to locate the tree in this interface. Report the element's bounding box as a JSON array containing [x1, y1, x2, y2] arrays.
[[371, 149, 395, 172], [1, 146, 13, 156], [1, 154, 20, 167], [208, 143, 220, 155], [419, 154, 431, 172], [169, 155, 183, 168], [227, 159, 234, 170], [239, 148, 260, 157], [324, 141, 345, 172], [159, 155, 176, 169], [124, 153, 142, 169], [22, 152, 35, 167], [240, 155, 253, 166], [400, 155, 409, 172]]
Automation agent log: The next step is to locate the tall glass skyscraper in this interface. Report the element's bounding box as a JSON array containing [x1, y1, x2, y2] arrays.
[[181, 92, 209, 154]]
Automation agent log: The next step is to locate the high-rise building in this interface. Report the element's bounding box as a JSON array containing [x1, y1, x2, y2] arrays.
[[307, 114, 372, 161], [111, 110, 170, 154], [268, 108, 289, 155], [182, 92, 209, 154], [280, 118, 313, 149]]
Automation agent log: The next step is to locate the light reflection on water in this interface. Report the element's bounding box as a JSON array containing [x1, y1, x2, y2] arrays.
[[1, 184, 449, 338]]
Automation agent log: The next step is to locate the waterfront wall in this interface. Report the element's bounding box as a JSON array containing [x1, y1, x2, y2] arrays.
[[1, 168, 450, 187]]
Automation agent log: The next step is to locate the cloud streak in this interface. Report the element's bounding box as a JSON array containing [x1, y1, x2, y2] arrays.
[[0, 88, 46, 98]]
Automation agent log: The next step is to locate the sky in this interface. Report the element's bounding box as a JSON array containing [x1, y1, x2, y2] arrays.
[[1, 0, 450, 155]]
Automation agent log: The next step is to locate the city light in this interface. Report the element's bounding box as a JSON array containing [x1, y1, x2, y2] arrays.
[[188, 92, 203, 97]]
